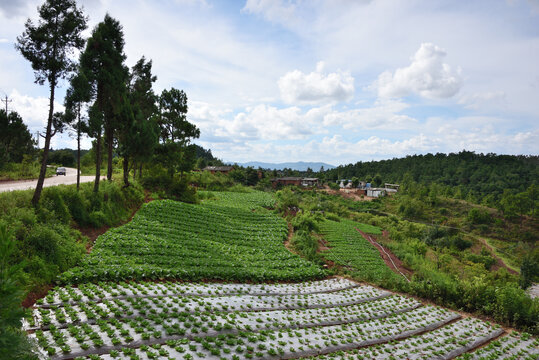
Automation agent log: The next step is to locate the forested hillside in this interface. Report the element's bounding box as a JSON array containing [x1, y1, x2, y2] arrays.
[[324, 151, 538, 201]]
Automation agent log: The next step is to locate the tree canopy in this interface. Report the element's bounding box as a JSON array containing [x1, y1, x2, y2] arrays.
[[0, 110, 36, 165], [16, 0, 87, 205]]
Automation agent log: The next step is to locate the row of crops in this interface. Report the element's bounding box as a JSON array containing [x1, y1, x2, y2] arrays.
[[319, 219, 403, 283], [26, 278, 538, 359], [60, 192, 325, 284], [26, 191, 537, 359]]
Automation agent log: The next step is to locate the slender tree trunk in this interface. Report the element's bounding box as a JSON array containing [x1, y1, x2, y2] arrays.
[[123, 156, 129, 187], [32, 80, 55, 206], [106, 122, 113, 181], [133, 161, 137, 181], [76, 103, 81, 191], [139, 163, 142, 179], [94, 129, 102, 193]]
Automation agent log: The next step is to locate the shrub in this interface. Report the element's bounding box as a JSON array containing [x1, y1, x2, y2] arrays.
[[40, 187, 71, 224], [291, 213, 320, 233], [328, 182, 340, 191], [451, 235, 473, 250], [519, 251, 539, 289], [88, 211, 108, 227], [467, 208, 492, 225], [25, 224, 84, 273], [465, 253, 496, 270], [325, 213, 340, 222], [0, 222, 36, 359], [290, 230, 320, 263]]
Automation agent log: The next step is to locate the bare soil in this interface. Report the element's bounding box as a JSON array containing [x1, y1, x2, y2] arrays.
[[319, 186, 375, 201]]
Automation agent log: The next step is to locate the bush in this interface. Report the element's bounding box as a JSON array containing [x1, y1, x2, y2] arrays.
[[0, 180, 144, 292], [0, 222, 36, 359], [328, 182, 340, 191], [467, 208, 492, 225], [290, 230, 321, 263], [142, 174, 197, 203], [291, 213, 320, 233], [325, 213, 340, 222], [25, 224, 85, 273], [520, 251, 539, 289], [451, 235, 473, 250], [465, 253, 496, 270], [88, 211, 108, 227]]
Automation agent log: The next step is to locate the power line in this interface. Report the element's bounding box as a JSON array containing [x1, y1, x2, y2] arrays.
[[2, 95, 12, 113]]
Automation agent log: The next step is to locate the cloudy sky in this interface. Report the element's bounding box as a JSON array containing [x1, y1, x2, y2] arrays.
[[1, 0, 538, 165]]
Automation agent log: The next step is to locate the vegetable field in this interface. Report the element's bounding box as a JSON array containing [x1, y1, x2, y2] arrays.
[[24, 192, 537, 359], [26, 278, 537, 359], [60, 192, 325, 284], [319, 219, 403, 283]]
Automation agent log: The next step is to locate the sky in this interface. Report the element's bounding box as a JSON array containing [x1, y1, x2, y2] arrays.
[[0, 0, 538, 166]]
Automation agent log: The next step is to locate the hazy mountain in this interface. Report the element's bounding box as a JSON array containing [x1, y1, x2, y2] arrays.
[[231, 161, 336, 172]]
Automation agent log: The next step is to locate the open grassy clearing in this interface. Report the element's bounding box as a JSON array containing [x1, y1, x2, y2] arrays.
[[60, 192, 325, 284]]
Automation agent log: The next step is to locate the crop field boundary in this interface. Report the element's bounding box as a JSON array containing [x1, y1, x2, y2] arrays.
[[355, 228, 411, 282], [35, 281, 363, 310]]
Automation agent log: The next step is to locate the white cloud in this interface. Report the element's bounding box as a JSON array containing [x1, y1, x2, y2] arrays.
[[457, 91, 506, 109], [374, 43, 462, 99], [242, 0, 297, 24], [278, 61, 354, 104], [189, 100, 333, 142], [0, 0, 37, 19], [322, 99, 417, 130], [229, 104, 328, 140], [9, 89, 64, 131]]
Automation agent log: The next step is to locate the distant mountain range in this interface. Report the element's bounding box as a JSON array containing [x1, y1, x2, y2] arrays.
[[230, 161, 336, 172]]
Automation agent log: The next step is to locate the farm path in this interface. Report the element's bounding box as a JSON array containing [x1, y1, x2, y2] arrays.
[[356, 228, 412, 281], [477, 237, 519, 275]]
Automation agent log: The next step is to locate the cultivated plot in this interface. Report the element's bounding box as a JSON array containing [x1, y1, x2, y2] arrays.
[[60, 193, 325, 285], [25, 278, 538, 360]]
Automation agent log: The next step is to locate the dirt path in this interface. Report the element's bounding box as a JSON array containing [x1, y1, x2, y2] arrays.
[[356, 228, 412, 281], [284, 222, 294, 253], [476, 237, 518, 275]]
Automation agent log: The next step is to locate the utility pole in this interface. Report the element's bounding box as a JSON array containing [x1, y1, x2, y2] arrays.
[[2, 95, 11, 113]]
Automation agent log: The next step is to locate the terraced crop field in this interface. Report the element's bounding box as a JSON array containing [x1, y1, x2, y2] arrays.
[[26, 278, 538, 359], [25, 192, 537, 359], [319, 219, 403, 283], [60, 192, 325, 284]]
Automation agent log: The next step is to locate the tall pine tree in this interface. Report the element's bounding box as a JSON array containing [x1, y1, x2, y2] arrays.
[[80, 14, 128, 186], [16, 0, 87, 206]]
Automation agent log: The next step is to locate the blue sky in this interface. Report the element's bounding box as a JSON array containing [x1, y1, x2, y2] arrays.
[[1, 0, 538, 165]]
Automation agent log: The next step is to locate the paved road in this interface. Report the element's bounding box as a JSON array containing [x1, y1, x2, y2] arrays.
[[0, 167, 100, 193]]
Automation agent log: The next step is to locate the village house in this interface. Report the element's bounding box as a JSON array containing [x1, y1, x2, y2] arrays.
[[271, 177, 319, 188], [203, 166, 234, 174]]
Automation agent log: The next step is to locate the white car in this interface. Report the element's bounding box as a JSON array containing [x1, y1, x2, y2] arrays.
[[56, 167, 66, 176]]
